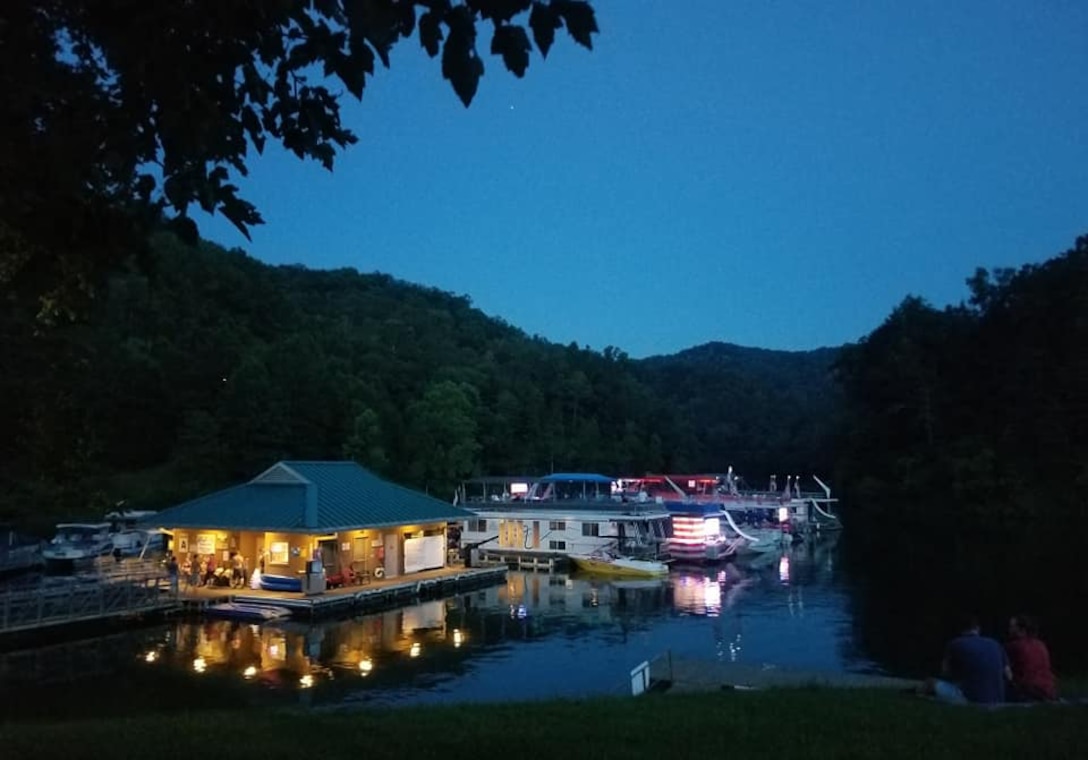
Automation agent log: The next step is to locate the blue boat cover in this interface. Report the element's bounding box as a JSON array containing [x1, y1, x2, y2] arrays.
[[539, 473, 615, 484]]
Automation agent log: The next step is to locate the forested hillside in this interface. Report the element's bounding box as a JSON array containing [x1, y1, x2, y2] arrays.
[[638, 343, 842, 482], [0, 234, 837, 529], [834, 234, 1088, 536]]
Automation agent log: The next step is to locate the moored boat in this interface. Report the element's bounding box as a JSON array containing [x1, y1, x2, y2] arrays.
[[569, 551, 669, 578], [0, 526, 44, 578], [42, 522, 115, 572], [105, 509, 166, 557]]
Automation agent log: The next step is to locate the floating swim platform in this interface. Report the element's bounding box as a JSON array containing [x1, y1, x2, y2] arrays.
[[205, 602, 293, 622]]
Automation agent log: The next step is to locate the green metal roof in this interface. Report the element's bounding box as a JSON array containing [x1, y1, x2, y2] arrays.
[[149, 462, 473, 533]]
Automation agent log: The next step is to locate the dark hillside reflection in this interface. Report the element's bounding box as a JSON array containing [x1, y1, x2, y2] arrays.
[[841, 519, 1088, 677]]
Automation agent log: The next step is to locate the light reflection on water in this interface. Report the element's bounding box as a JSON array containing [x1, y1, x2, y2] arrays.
[[1, 535, 870, 713]]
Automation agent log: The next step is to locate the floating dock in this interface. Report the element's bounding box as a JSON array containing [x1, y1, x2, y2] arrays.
[[473, 549, 568, 573], [180, 565, 507, 620], [647, 652, 915, 693]]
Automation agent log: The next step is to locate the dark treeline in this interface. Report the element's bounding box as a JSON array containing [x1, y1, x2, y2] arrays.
[[834, 234, 1088, 539], [0, 234, 836, 530], [5, 231, 1083, 540]]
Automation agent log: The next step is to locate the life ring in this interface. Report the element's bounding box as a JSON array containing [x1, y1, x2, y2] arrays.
[[372, 566, 385, 579]]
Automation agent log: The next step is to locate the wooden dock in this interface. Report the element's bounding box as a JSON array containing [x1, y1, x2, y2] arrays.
[[180, 565, 507, 619], [0, 559, 179, 640], [647, 652, 915, 693], [474, 549, 568, 573]]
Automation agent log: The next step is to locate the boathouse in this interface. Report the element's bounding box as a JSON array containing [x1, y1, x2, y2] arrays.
[[147, 461, 473, 581]]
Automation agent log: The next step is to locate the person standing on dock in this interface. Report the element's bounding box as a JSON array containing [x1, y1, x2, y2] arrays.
[[166, 554, 179, 596]]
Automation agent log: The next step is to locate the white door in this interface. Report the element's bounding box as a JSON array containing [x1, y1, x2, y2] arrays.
[[383, 534, 400, 578]]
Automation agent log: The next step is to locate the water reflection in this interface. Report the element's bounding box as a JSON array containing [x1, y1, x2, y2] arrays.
[[0, 536, 873, 716]]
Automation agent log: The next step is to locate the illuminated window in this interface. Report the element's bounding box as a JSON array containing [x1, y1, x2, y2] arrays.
[[268, 541, 289, 565]]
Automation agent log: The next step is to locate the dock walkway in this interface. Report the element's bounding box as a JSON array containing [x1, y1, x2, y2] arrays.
[[0, 559, 178, 639]]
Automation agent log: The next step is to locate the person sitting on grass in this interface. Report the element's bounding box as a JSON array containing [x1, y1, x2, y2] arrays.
[[1005, 614, 1058, 702], [921, 613, 1008, 704]]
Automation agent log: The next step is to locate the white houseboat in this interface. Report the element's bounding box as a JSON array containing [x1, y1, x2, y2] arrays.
[[455, 473, 671, 562]]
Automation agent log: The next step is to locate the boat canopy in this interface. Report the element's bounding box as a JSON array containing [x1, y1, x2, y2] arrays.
[[539, 473, 615, 484]]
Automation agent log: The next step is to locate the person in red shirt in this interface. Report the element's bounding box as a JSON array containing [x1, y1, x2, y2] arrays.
[[1005, 614, 1058, 702]]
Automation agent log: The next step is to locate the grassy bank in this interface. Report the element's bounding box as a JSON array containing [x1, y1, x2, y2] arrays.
[[2, 688, 1084, 760]]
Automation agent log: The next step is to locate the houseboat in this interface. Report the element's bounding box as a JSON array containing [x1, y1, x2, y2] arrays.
[[455, 473, 671, 563], [635, 469, 835, 541]]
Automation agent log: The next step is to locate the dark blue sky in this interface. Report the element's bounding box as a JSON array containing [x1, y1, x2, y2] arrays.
[[193, 1, 1087, 358]]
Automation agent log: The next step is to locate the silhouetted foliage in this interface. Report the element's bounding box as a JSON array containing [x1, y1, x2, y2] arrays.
[[0, 0, 598, 321]]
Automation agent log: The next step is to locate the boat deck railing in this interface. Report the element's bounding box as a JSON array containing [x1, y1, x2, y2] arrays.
[[461, 498, 671, 516]]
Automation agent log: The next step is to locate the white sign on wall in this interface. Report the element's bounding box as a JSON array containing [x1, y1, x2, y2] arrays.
[[403, 535, 444, 574], [195, 533, 216, 555]]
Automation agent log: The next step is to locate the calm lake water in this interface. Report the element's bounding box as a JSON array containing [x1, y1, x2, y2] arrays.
[[2, 531, 1081, 720]]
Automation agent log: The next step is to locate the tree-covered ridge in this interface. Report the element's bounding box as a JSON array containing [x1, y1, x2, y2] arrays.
[[834, 234, 1088, 534], [638, 343, 842, 483], [0, 233, 837, 528]]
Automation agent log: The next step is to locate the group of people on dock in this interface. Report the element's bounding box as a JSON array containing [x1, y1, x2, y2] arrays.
[[176, 551, 249, 589], [922, 613, 1057, 704]]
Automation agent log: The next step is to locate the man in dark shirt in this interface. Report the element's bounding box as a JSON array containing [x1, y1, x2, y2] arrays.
[[930, 614, 1008, 704]]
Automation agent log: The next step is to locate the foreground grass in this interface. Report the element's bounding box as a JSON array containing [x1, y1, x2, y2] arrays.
[[1, 688, 1084, 760]]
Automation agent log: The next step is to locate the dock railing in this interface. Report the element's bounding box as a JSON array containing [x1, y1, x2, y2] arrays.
[[0, 559, 175, 637], [623, 651, 675, 696]]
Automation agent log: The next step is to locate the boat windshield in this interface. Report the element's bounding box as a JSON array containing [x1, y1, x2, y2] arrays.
[[53, 526, 108, 543]]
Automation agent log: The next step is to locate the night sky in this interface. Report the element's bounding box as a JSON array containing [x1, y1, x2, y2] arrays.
[[192, 0, 1088, 357]]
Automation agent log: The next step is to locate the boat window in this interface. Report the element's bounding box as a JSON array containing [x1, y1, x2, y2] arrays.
[[581, 523, 600, 537], [466, 519, 487, 532], [548, 540, 566, 551], [548, 520, 566, 531]]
